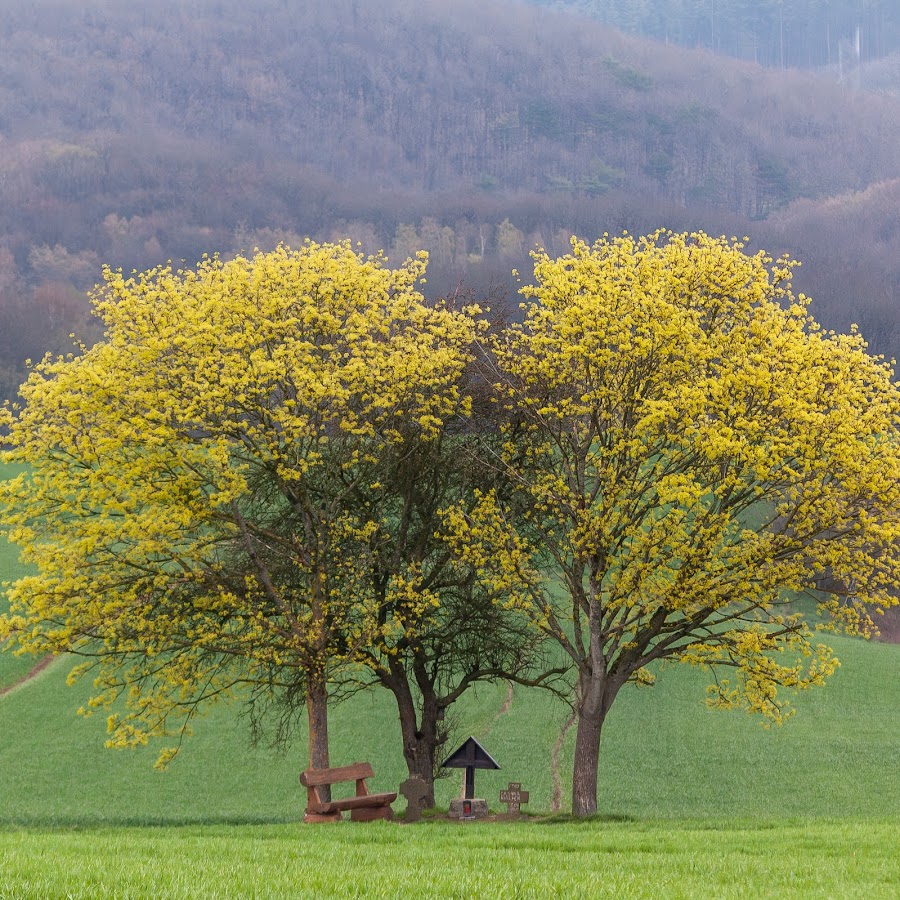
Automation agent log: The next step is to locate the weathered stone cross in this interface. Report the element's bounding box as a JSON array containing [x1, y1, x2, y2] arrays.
[[399, 775, 429, 823], [499, 782, 529, 814]]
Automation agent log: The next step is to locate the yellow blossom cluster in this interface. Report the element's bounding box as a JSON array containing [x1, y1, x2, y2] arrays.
[[445, 230, 900, 732], [0, 242, 478, 764]]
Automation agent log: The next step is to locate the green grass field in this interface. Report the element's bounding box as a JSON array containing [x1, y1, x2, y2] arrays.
[[2, 465, 898, 896], [0, 629, 897, 898], [1, 819, 898, 899], [1, 634, 898, 825]]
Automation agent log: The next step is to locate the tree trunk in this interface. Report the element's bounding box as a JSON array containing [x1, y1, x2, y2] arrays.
[[571, 670, 607, 818], [390, 672, 439, 808], [306, 669, 331, 803], [401, 724, 439, 809]]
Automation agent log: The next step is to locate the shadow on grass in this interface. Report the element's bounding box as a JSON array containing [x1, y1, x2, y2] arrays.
[[3, 809, 638, 830], [393, 808, 638, 826]]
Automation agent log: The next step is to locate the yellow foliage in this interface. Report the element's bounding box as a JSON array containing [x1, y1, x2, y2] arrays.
[[445, 230, 900, 723], [0, 241, 478, 763]]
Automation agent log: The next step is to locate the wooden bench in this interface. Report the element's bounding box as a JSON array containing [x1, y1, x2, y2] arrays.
[[299, 761, 397, 823]]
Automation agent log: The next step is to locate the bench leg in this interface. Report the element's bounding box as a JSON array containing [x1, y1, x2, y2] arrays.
[[304, 811, 343, 823], [350, 806, 393, 823]]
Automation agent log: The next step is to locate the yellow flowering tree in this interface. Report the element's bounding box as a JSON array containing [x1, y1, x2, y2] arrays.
[[344, 406, 558, 806], [0, 242, 478, 778], [444, 231, 900, 817]]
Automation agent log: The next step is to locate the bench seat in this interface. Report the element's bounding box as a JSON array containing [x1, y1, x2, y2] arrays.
[[300, 761, 397, 823], [312, 792, 397, 815]]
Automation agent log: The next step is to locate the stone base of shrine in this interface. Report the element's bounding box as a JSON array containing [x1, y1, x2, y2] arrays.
[[448, 798, 488, 820]]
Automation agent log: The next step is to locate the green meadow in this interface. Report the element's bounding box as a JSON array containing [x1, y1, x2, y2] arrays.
[[1, 483, 898, 897], [1, 819, 898, 899], [2, 623, 899, 825]]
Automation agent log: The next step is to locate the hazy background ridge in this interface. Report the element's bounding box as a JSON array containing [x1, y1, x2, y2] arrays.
[[1, 0, 898, 397]]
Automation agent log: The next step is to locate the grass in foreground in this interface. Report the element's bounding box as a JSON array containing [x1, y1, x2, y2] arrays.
[[0, 818, 897, 899]]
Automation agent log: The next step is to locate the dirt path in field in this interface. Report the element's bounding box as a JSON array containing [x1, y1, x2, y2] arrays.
[[477, 682, 576, 813], [495, 681, 515, 721], [450, 681, 517, 799], [474, 680, 515, 741], [0, 655, 55, 700], [550, 709, 577, 813]]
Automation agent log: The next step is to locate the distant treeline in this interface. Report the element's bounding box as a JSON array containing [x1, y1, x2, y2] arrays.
[[1, 0, 899, 399], [535, 0, 900, 71]]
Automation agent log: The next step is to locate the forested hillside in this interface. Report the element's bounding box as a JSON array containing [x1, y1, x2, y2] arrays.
[[534, 1, 900, 72], [1, 0, 899, 396]]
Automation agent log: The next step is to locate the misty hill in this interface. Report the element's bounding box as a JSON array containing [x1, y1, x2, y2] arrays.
[[531, 1, 900, 72], [1, 0, 899, 395], [3, 0, 898, 211]]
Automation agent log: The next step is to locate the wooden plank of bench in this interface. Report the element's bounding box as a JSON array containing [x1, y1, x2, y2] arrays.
[[313, 792, 398, 815], [300, 762, 374, 787], [350, 805, 394, 822], [303, 810, 342, 824]]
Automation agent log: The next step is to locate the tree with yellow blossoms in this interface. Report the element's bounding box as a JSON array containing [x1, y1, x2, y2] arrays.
[[342, 383, 560, 805], [444, 231, 900, 817], [0, 242, 478, 779]]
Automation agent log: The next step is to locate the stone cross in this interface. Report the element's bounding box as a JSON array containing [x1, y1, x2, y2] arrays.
[[499, 782, 529, 814], [399, 775, 429, 823]]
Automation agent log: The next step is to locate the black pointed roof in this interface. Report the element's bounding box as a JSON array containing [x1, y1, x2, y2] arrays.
[[441, 736, 501, 770]]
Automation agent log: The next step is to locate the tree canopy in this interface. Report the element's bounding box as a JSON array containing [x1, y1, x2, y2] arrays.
[[0, 242, 479, 769], [445, 230, 900, 815], [2, 231, 899, 817]]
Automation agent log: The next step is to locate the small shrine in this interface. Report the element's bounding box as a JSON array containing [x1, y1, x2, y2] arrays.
[[441, 736, 500, 820]]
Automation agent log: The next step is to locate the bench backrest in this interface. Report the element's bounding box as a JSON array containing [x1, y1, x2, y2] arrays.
[[300, 762, 375, 787]]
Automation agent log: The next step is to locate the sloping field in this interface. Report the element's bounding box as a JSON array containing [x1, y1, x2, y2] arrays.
[[0, 630, 896, 825], [1, 503, 898, 898], [2, 466, 897, 823]]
